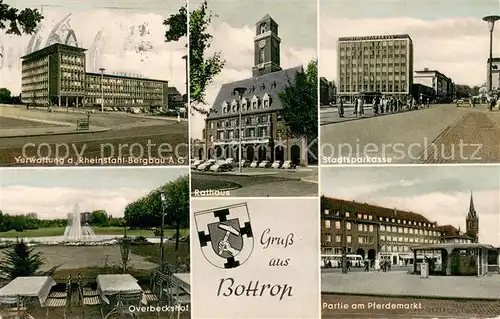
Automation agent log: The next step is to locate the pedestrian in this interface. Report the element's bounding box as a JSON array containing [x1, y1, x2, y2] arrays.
[[358, 97, 364, 116], [374, 258, 380, 272], [338, 97, 344, 118], [426, 97, 430, 108], [353, 97, 358, 117], [380, 97, 385, 114], [388, 261, 392, 271], [346, 260, 351, 272], [489, 98, 496, 111], [372, 96, 378, 116], [364, 259, 369, 272]]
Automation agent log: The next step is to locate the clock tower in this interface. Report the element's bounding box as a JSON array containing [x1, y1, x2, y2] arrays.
[[252, 14, 282, 77]]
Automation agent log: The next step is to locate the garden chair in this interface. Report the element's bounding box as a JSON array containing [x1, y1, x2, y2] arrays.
[[171, 277, 190, 319], [77, 273, 100, 298], [44, 275, 71, 319], [0, 306, 35, 319], [115, 291, 143, 319]]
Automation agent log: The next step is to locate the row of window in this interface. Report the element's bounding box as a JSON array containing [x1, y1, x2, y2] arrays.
[[341, 75, 408, 81], [324, 234, 439, 246], [86, 92, 163, 98], [339, 41, 409, 48], [221, 95, 272, 114], [324, 220, 440, 237], [340, 84, 408, 92], [324, 209, 437, 228], [21, 76, 48, 85], [22, 67, 49, 79], [60, 54, 84, 65], [22, 57, 49, 71], [87, 76, 164, 88], [210, 114, 272, 129], [215, 128, 268, 140]]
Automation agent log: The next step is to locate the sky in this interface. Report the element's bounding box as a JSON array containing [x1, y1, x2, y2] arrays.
[[1, 0, 187, 95], [320, 0, 500, 87], [321, 165, 500, 246], [0, 167, 188, 219], [189, 0, 317, 139]]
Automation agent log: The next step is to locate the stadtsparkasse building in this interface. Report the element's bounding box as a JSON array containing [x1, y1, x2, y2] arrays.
[[196, 15, 313, 166]]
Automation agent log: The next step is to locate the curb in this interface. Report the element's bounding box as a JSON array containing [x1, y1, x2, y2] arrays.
[[320, 291, 500, 301], [301, 177, 318, 184], [0, 127, 111, 138]]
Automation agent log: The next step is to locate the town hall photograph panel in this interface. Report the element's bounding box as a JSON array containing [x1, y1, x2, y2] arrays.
[[0, 0, 188, 167], [320, 165, 500, 319], [189, 0, 318, 197], [319, 0, 500, 165]]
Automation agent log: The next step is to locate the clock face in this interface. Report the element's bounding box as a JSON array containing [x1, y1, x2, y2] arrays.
[[259, 40, 266, 48]]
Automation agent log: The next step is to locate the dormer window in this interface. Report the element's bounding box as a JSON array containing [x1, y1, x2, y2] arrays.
[[251, 95, 259, 110], [263, 93, 270, 108], [260, 23, 266, 34], [222, 101, 228, 114], [241, 97, 248, 111], [231, 99, 238, 112]]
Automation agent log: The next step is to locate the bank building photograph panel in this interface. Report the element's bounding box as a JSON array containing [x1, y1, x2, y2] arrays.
[[190, 0, 318, 197], [320, 165, 500, 319]]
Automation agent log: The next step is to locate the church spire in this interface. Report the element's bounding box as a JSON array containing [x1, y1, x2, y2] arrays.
[[468, 191, 476, 218]]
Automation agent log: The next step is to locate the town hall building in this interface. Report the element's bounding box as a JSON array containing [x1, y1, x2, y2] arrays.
[[195, 15, 312, 166]]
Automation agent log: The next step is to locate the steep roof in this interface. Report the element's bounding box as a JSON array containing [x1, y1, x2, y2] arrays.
[[437, 225, 460, 237], [321, 196, 435, 226], [207, 66, 303, 120]]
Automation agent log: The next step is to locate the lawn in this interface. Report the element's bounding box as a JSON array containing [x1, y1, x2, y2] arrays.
[[0, 227, 188, 238]]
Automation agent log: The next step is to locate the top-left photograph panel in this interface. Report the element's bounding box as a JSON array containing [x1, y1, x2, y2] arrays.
[[0, 0, 188, 166]]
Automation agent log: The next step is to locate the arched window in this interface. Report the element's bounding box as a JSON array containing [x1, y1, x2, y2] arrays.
[[260, 23, 266, 34], [241, 97, 248, 111], [221, 101, 228, 114], [260, 49, 265, 63], [262, 93, 271, 108], [231, 99, 238, 113], [251, 95, 259, 110]]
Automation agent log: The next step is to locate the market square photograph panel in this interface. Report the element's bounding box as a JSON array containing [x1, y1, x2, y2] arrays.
[[0, 167, 191, 318], [189, 0, 318, 197], [319, 0, 500, 164], [320, 165, 500, 318], [0, 0, 188, 167]]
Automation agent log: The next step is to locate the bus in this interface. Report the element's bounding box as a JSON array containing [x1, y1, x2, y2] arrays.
[[321, 254, 363, 268]]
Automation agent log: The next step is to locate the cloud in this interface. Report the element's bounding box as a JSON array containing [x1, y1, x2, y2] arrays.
[[0, 9, 186, 95], [190, 21, 316, 139], [0, 185, 150, 219], [320, 16, 495, 87]]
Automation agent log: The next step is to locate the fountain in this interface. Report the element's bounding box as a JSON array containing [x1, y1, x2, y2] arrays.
[[63, 203, 96, 241]]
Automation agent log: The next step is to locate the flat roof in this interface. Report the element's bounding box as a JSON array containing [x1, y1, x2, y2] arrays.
[[21, 43, 86, 60], [85, 72, 167, 83], [338, 34, 412, 42], [411, 243, 497, 251]]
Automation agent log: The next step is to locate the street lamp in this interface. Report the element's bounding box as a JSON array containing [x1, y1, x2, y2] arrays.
[[99, 67, 105, 113], [159, 189, 167, 268], [233, 87, 246, 173], [483, 15, 500, 92], [182, 55, 188, 118]]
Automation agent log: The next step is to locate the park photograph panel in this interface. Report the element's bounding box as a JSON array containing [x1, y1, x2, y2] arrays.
[[0, 0, 188, 167], [319, 0, 500, 165], [190, 197, 319, 318], [0, 167, 190, 318], [189, 0, 318, 197], [320, 166, 500, 318]]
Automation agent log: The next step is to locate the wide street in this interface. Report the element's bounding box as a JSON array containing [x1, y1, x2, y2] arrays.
[[322, 294, 500, 318], [190, 167, 318, 197], [0, 105, 188, 166], [321, 103, 500, 164]]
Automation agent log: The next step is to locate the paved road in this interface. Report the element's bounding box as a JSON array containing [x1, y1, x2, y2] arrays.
[[191, 169, 318, 197], [321, 104, 421, 125], [321, 266, 411, 273], [321, 104, 500, 164], [0, 124, 188, 166], [322, 294, 500, 318]]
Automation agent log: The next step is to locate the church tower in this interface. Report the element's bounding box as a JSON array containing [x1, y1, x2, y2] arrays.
[[466, 191, 479, 243], [252, 14, 282, 77]]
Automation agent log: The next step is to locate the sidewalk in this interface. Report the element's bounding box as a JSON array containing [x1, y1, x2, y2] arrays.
[[322, 271, 500, 300], [0, 125, 110, 138]]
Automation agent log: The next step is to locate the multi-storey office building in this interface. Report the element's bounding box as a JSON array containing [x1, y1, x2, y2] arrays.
[[21, 43, 168, 109], [321, 196, 444, 265], [414, 68, 455, 100], [84, 72, 168, 108], [195, 15, 313, 166], [337, 34, 413, 103], [21, 43, 86, 106]]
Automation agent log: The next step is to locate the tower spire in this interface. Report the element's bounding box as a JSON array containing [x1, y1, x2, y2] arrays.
[[468, 191, 476, 218]]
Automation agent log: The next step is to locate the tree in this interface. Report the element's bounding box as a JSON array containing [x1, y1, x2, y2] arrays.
[[164, 1, 225, 114], [278, 59, 318, 159], [162, 175, 189, 251], [0, 88, 11, 103], [89, 210, 108, 227], [0, 1, 43, 36], [0, 240, 44, 280]]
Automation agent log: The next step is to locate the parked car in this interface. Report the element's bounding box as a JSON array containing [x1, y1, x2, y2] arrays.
[[281, 160, 294, 169], [249, 160, 260, 168], [240, 160, 251, 167], [210, 163, 233, 172], [225, 158, 235, 165], [271, 160, 283, 168], [258, 160, 271, 168], [197, 160, 215, 171], [192, 159, 203, 169]]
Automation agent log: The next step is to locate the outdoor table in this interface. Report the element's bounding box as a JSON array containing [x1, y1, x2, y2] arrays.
[[0, 276, 56, 317], [96, 274, 146, 319]]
